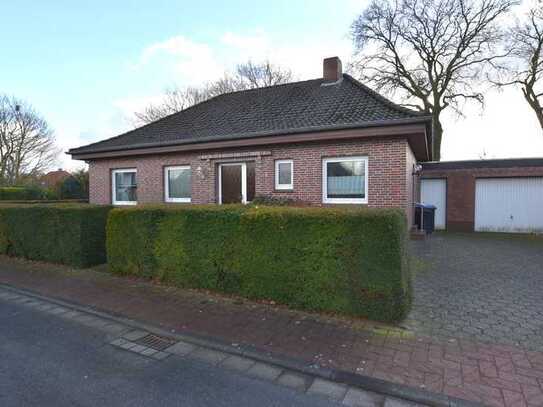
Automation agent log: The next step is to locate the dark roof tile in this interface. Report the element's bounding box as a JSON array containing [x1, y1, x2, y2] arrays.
[[69, 74, 429, 155]]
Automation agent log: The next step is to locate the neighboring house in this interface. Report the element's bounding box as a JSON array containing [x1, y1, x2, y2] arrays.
[[420, 158, 543, 233], [40, 169, 72, 189], [68, 57, 433, 227]]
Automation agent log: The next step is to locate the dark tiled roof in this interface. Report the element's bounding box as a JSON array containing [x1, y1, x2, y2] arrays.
[[422, 158, 543, 171], [69, 74, 430, 155]]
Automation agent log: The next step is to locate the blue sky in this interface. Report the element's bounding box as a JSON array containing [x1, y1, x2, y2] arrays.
[[2, 1, 543, 170]]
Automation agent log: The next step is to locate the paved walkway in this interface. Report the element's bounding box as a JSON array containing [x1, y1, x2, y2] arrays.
[[1, 253, 543, 406], [408, 233, 543, 351]]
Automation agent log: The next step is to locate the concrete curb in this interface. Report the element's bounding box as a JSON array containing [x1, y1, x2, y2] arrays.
[[0, 283, 483, 407]]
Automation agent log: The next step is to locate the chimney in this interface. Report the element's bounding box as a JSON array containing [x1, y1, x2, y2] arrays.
[[323, 56, 342, 82]]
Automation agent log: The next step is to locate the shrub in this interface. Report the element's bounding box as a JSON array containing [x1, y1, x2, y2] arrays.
[[107, 206, 167, 277], [251, 195, 298, 206], [0, 186, 44, 201], [0, 204, 112, 267], [106, 205, 410, 322], [59, 177, 87, 199], [43, 187, 59, 200]]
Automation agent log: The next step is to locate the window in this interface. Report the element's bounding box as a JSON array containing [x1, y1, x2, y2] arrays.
[[165, 166, 191, 202], [275, 160, 293, 190], [112, 169, 137, 205], [322, 157, 368, 204]]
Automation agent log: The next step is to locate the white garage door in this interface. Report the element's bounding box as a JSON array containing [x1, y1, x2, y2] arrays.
[[420, 178, 446, 229], [475, 177, 543, 233]]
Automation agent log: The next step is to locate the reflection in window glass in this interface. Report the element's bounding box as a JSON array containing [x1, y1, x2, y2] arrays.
[[275, 160, 293, 189], [278, 162, 292, 185], [167, 167, 191, 200], [326, 160, 365, 199], [114, 171, 137, 203]]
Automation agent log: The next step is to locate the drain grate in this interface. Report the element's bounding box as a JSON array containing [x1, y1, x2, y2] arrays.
[[134, 333, 177, 351]]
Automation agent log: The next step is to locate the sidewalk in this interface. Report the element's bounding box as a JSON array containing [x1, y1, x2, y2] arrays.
[[1, 255, 542, 407]]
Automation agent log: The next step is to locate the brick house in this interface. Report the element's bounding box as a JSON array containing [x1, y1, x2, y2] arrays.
[[68, 57, 433, 227], [40, 169, 72, 189]]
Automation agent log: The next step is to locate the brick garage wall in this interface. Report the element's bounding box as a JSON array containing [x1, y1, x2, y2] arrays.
[[88, 137, 415, 220], [421, 166, 543, 232]]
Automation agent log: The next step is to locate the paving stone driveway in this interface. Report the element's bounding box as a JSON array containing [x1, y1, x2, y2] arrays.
[[407, 232, 543, 351]]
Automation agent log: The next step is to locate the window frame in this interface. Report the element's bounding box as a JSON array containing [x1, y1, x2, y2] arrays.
[[164, 165, 191, 203], [322, 156, 368, 204], [111, 168, 137, 206], [274, 159, 294, 190]]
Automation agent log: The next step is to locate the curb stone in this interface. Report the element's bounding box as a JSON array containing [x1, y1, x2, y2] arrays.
[[0, 283, 483, 407]]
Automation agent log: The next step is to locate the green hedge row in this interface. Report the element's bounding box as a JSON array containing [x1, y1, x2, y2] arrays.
[[0, 187, 43, 200], [107, 205, 411, 321], [0, 204, 112, 268]]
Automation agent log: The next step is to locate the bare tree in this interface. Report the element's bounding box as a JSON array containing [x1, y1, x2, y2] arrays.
[[235, 60, 293, 88], [0, 95, 58, 185], [495, 2, 543, 130], [135, 60, 293, 125], [351, 0, 515, 161], [134, 87, 209, 124]]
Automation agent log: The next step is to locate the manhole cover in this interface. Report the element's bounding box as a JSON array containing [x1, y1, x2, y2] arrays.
[[135, 334, 177, 351]]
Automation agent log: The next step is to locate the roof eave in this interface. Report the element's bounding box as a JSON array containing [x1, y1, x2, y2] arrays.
[[68, 116, 432, 159]]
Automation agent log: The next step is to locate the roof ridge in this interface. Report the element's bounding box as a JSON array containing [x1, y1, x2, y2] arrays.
[[210, 76, 323, 97], [342, 74, 426, 117]]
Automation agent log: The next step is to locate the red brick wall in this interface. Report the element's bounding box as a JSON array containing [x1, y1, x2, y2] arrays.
[[88, 137, 415, 220], [421, 166, 543, 231]]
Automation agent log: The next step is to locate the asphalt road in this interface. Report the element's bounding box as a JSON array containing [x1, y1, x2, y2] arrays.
[[0, 299, 341, 407]]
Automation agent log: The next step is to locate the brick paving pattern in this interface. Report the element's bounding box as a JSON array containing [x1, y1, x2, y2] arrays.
[[1, 232, 543, 406], [407, 233, 543, 351]]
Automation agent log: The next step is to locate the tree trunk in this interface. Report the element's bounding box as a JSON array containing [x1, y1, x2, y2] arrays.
[[522, 86, 543, 132], [432, 114, 443, 161]]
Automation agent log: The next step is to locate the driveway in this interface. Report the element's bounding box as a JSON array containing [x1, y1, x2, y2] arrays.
[[407, 232, 543, 351]]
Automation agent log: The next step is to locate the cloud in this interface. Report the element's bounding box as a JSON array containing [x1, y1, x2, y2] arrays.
[[113, 94, 164, 118], [133, 35, 224, 85], [220, 31, 270, 58], [54, 104, 138, 171], [131, 30, 352, 86], [219, 31, 352, 79]]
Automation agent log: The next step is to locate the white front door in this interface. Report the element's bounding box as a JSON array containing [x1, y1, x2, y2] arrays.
[[421, 178, 447, 229], [475, 177, 543, 233]]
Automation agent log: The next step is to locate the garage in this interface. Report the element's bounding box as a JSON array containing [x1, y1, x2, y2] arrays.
[[475, 177, 543, 233], [420, 178, 446, 229], [420, 158, 543, 232]]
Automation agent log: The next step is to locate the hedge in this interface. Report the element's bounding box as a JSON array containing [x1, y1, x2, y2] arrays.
[[0, 204, 112, 267], [107, 205, 411, 322], [0, 186, 43, 201]]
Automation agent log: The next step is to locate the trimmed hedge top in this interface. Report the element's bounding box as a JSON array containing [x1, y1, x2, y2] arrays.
[[0, 186, 44, 201], [107, 205, 411, 322], [0, 203, 112, 268]]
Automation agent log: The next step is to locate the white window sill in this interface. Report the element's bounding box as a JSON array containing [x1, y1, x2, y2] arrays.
[[323, 198, 368, 205], [165, 198, 191, 203], [113, 201, 137, 206]]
